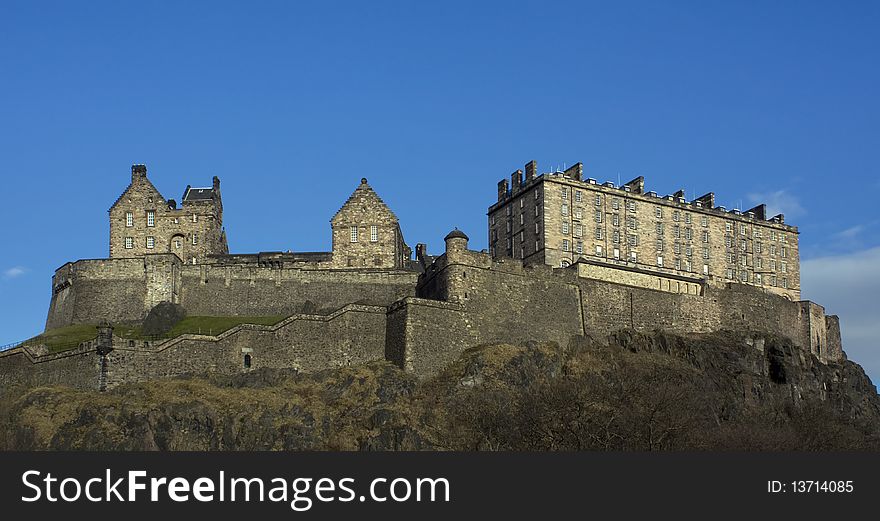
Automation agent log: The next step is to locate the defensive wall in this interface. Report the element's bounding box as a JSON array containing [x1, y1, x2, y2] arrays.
[[8, 230, 844, 391], [46, 254, 418, 329]]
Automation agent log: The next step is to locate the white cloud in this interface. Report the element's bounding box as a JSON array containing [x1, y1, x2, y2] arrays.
[[2, 266, 27, 279], [746, 190, 806, 220], [801, 247, 880, 385], [835, 225, 865, 240]]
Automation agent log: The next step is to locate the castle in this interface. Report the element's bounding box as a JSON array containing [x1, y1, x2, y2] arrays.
[[0, 162, 841, 391]]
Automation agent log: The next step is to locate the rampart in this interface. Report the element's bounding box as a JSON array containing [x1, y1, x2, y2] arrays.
[[46, 254, 418, 329], [9, 229, 844, 390]]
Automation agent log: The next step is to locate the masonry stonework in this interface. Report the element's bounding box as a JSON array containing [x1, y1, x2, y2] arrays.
[[0, 160, 846, 390]]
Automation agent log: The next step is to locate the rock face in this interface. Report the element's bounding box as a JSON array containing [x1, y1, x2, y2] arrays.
[[141, 301, 187, 336], [1, 330, 877, 451]]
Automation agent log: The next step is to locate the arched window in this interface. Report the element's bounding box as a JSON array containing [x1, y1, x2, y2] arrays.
[[243, 354, 252, 369]]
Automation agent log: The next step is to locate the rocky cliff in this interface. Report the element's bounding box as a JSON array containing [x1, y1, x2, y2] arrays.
[[1, 330, 877, 450]]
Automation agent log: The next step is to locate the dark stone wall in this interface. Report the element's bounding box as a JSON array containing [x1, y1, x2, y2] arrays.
[[0, 344, 99, 389]]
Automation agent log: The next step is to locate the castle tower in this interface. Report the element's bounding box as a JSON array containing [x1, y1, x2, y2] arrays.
[[330, 178, 411, 268], [108, 164, 229, 263]]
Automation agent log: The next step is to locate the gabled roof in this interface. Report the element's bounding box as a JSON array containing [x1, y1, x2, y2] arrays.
[[330, 178, 398, 223], [108, 176, 166, 212]]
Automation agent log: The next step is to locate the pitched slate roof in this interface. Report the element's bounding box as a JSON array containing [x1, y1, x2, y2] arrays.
[[182, 186, 215, 201]]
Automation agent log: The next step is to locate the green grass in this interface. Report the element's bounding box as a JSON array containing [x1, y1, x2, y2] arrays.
[[22, 324, 101, 353], [24, 316, 286, 353]]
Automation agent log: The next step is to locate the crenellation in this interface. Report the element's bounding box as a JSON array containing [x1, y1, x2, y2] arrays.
[[1, 159, 845, 391]]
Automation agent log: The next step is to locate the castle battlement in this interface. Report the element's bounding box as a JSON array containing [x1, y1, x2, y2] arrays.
[[0, 161, 843, 392]]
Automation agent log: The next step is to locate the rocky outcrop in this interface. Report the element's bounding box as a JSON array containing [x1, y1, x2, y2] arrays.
[[1, 330, 877, 451]]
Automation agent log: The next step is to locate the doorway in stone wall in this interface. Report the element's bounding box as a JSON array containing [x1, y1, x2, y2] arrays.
[[170, 234, 185, 257]]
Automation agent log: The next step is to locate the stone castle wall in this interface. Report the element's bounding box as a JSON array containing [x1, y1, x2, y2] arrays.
[[14, 232, 844, 391], [45, 255, 418, 329]]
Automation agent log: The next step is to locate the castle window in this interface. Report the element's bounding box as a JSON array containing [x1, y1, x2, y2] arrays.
[[771, 274, 777, 286], [627, 217, 636, 230], [726, 268, 734, 279], [147, 210, 155, 227], [561, 187, 569, 199], [506, 206, 512, 216], [685, 260, 692, 272], [628, 234, 637, 246], [674, 242, 681, 255], [613, 231, 620, 244], [771, 259, 776, 271], [595, 226, 603, 240], [575, 206, 583, 220], [702, 231, 709, 243], [673, 211, 680, 222], [675, 258, 682, 271], [370, 225, 378, 242], [146, 236, 155, 249], [741, 240, 747, 252], [350, 226, 358, 243], [507, 221, 512, 233], [674, 225, 680, 238], [781, 247, 787, 258], [612, 198, 620, 210], [655, 207, 663, 219], [535, 223, 540, 234], [770, 244, 777, 256], [740, 224, 747, 235], [656, 240, 664, 252], [191, 257, 197, 265], [782, 277, 788, 289], [756, 258, 763, 269], [519, 214, 524, 225], [685, 213, 692, 224], [244, 354, 252, 369], [594, 244, 602, 256], [781, 234, 788, 244], [627, 201, 635, 212], [520, 231, 524, 243], [726, 222, 733, 233], [192, 233, 199, 245], [728, 252, 735, 263], [703, 247, 709, 259], [656, 223, 664, 235], [612, 214, 620, 227], [594, 194, 601, 206], [781, 261, 787, 273], [630, 251, 637, 263], [561, 222, 569, 234], [574, 224, 583, 238], [561, 260, 570, 268], [703, 264, 709, 275], [726, 237, 733, 248], [535, 189, 540, 200], [756, 242, 763, 254], [561, 204, 569, 216], [756, 273, 763, 285], [562, 239, 570, 252], [535, 240, 540, 252], [576, 241, 583, 254], [686, 246, 692, 257], [192, 214, 198, 223], [741, 255, 747, 266], [741, 270, 748, 282], [125, 212, 133, 227], [490, 215, 495, 226], [701, 216, 708, 227], [520, 198, 524, 208], [124, 237, 133, 249], [657, 256, 664, 267], [575, 190, 582, 203], [613, 248, 620, 260], [534, 205, 540, 217]]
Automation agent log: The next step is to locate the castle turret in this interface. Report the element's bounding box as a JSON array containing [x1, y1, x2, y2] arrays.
[[444, 228, 469, 260]]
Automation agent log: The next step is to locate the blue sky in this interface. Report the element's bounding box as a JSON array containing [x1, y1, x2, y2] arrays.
[[1, 1, 878, 381]]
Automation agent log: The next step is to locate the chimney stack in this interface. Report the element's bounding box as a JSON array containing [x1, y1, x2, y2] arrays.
[[497, 179, 509, 202], [524, 160, 537, 182], [131, 164, 147, 183]]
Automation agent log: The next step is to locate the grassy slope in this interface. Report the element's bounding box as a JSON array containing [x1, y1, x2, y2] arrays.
[[25, 316, 286, 353]]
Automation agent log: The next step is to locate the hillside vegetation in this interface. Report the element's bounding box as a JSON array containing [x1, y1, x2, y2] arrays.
[[1, 330, 878, 450]]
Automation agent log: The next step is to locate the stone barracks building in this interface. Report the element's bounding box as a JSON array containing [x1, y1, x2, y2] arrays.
[[0, 161, 841, 390]]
